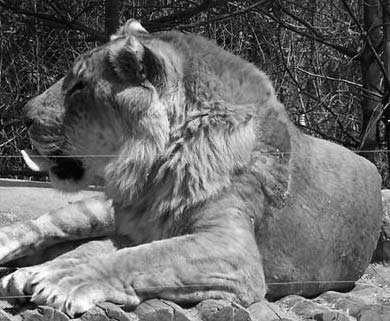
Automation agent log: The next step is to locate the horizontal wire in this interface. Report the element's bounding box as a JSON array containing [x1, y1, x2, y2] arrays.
[[131, 280, 361, 290], [1, 149, 390, 158], [0, 295, 32, 299], [0, 155, 122, 158], [267, 280, 357, 285]]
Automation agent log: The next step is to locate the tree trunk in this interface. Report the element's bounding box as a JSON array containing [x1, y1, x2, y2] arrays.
[[105, 0, 121, 36], [360, 0, 382, 163], [382, 0, 390, 169]]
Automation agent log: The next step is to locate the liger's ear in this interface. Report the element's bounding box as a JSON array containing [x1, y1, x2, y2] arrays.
[[109, 35, 164, 85], [110, 19, 148, 41]]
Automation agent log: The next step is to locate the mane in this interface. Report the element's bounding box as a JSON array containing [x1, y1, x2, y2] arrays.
[[104, 99, 256, 216], [147, 102, 256, 217], [103, 31, 292, 220]]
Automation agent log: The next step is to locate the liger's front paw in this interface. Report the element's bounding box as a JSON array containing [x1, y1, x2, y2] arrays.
[[0, 259, 140, 317]]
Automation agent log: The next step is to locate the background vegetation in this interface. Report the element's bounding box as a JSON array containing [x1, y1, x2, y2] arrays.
[[1, 0, 390, 185]]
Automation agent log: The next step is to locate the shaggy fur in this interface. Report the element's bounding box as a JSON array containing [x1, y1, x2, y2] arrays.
[[0, 20, 382, 317]]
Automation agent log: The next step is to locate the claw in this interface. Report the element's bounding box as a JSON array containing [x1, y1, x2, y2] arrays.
[[65, 295, 94, 318], [0, 270, 31, 304], [47, 294, 58, 305]]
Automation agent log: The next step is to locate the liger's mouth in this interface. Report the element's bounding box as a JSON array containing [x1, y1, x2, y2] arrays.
[[22, 149, 85, 181], [51, 157, 84, 180]]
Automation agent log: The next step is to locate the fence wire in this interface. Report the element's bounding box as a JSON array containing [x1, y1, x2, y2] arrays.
[[1, 149, 390, 158]]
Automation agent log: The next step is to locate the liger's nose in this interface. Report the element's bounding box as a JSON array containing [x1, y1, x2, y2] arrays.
[[23, 97, 38, 130], [24, 116, 34, 130]]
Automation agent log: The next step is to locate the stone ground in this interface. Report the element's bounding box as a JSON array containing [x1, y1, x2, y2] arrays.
[[0, 179, 389, 321]]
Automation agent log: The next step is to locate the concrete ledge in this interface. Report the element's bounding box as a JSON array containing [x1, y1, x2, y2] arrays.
[[0, 179, 102, 225]]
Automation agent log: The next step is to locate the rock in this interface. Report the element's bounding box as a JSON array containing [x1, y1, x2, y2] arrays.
[[21, 310, 42, 321], [131, 299, 283, 321], [372, 190, 390, 262], [195, 300, 234, 321], [78, 306, 108, 321], [315, 291, 367, 316], [159, 301, 200, 321], [277, 295, 349, 321], [231, 303, 252, 321], [247, 301, 286, 320], [21, 306, 69, 321], [354, 263, 390, 308], [97, 302, 138, 321], [372, 237, 390, 262], [134, 299, 174, 321], [313, 312, 349, 321], [2, 262, 390, 320], [0, 309, 15, 321], [195, 299, 263, 321], [380, 190, 390, 233], [356, 305, 390, 321]]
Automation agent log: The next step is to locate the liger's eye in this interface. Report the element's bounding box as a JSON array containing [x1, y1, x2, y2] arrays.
[[68, 81, 85, 96]]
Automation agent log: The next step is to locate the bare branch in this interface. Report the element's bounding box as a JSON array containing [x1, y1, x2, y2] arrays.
[[358, 101, 390, 150], [278, 5, 323, 39], [244, 1, 359, 58], [0, 1, 107, 42], [150, 0, 273, 31], [144, 0, 216, 30], [296, 123, 358, 147], [275, 28, 359, 144], [296, 67, 384, 99]]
